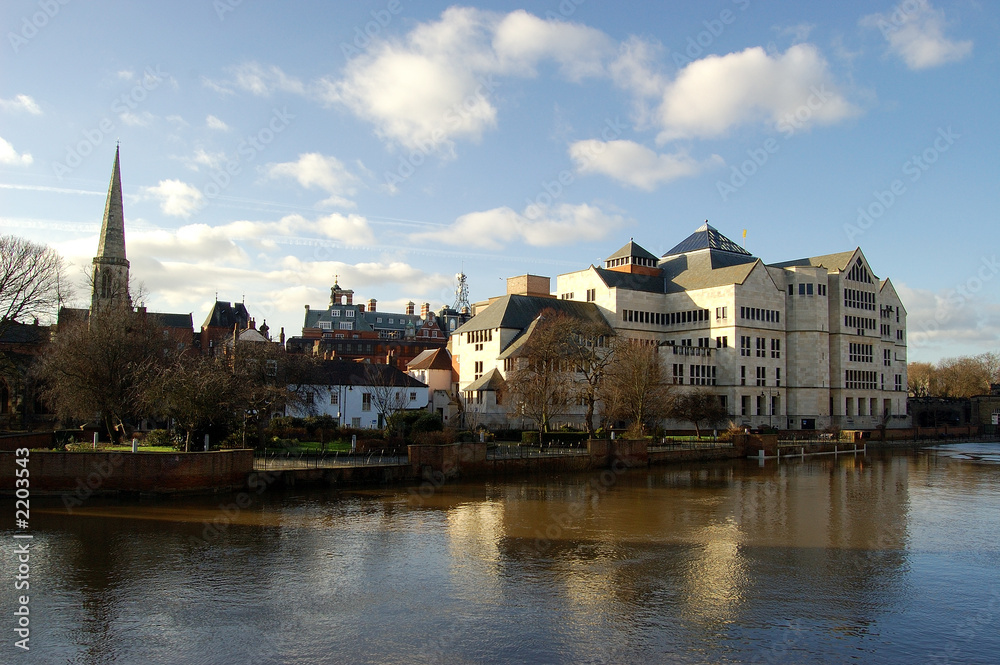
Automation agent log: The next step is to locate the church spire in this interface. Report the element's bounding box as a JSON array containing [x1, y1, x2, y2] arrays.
[[91, 145, 131, 310]]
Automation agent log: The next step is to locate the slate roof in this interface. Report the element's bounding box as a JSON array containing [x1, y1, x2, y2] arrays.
[[464, 368, 505, 392], [770, 249, 858, 272], [662, 222, 751, 258], [202, 301, 250, 330], [660, 252, 760, 293], [594, 267, 667, 294], [607, 239, 658, 262], [150, 312, 194, 329], [303, 360, 427, 388], [453, 295, 608, 335], [0, 321, 48, 345]]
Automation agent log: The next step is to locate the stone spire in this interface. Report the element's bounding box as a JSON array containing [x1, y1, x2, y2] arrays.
[[91, 145, 131, 310]]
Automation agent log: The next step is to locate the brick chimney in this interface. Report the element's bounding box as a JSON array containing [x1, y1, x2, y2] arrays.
[[406, 301, 415, 315], [358, 304, 365, 313], [421, 302, 430, 318], [368, 298, 377, 312]]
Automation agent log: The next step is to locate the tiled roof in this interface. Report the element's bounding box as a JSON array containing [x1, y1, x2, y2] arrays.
[[407, 348, 453, 370], [304, 360, 427, 388], [660, 252, 759, 293], [464, 368, 505, 392], [150, 312, 193, 329], [202, 301, 249, 330]]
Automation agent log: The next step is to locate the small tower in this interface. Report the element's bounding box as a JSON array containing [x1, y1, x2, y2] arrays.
[[91, 146, 131, 311]]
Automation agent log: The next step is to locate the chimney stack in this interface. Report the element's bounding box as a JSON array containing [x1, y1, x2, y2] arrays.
[[368, 298, 377, 312], [421, 302, 430, 318], [406, 301, 415, 316]]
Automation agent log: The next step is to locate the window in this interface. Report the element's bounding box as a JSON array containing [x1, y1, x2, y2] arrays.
[[741, 395, 749, 416], [740, 336, 751, 357], [715, 306, 727, 320], [741, 365, 746, 386], [776, 368, 781, 386], [895, 374, 903, 391], [771, 338, 781, 359], [818, 283, 826, 296], [362, 393, 372, 411], [332, 309, 341, 317], [346, 309, 355, 318], [799, 283, 806, 295], [339, 322, 353, 330], [756, 366, 766, 387], [788, 284, 794, 295], [318, 320, 332, 330], [409, 391, 417, 402], [672, 363, 684, 385], [756, 337, 766, 358], [756, 394, 764, 416], [586, 288, 596, 302], [716, 336, 728, 348], [351, 417, 361, 428], [884, 349, 892, 366], [474, 361, 483, 380], [330, 392, 339, 405]]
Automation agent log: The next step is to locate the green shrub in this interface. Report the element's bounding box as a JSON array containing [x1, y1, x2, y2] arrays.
[[145, 429, 176, 448], [521, 431, 540, 445], [411, 411, 444, 434]]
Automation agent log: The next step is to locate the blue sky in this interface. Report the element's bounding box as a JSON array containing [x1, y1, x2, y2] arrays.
[[1, 0, 996, 362]]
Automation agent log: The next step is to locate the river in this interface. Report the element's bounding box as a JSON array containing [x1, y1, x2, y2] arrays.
[[3, 443, 999, 664]]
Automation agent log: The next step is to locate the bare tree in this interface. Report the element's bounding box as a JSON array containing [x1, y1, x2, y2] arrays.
[[563, 318, 616, 437], [145, 354, 240, 451], [600, 340, 672, 437], [37, 303, 170, 443], [363, 363, 412, 434], [669, 389, 727, 438], [0, 235, 66, 338], [501, 311, 577, 441]]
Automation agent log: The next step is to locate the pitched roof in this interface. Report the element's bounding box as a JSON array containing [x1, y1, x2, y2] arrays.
[[0, 321, 48, 345], [660, 252, 760, 293], [150, 312, 193, 329], [464, 368, 505, 392], [304, 360, 427, 388], [770, 249, 858, 271], [453, 294, 608, 334], [594, 267, 666, 293], [407, 348, 453, 370], [662, 222, 751, 258], [607, 239, 658, 262], [202, 301, 249, 330]]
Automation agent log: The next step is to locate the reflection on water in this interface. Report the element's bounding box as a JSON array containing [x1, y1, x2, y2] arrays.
[[3, 444, 999, 664]]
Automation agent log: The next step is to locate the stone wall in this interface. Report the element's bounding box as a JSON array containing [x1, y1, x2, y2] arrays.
[[0, 449, 253, 496], [0, 431, 54, 452]]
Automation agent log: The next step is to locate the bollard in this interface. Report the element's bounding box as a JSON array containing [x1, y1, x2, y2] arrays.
[[204, 434, 210, 452], [132, 438, 138, 453], [93, 432, 98, 450]]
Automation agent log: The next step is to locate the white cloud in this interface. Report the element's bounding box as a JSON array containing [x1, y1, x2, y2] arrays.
[[119, 110, 156, 127], [411, 202, 626, 250], [0, 136, 32, 165], [570, 139, 723, 190], [896, 281, 1000, 361], [657, 44, 859, 141], [322, 7, 616, 152], [266, 153, 360, 208], [861, 0, 972, 70], [204, 62, 305, 97], [205, 114, 230, 131], [143, 179, 205, 218], [117, 70, 134, 81], [187, 147, 227, 171], [0, 94, 42, 115]]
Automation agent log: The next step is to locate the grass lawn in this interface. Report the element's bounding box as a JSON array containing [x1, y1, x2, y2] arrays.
[[62, 445, 180, 452]]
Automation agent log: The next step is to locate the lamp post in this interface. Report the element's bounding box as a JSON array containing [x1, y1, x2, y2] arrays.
[[760, 389, 773, 429]]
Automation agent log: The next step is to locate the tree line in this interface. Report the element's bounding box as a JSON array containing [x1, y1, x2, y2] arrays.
[[907, 352, 999, 398]]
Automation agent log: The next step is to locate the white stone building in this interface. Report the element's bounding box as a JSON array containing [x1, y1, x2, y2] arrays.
[[453, 223, 908, 432]]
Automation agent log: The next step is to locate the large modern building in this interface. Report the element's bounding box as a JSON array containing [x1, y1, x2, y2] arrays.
[[452, 223, 908, 431]]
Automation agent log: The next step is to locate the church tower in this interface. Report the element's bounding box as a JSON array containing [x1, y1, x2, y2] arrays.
[[91, 146, 131, 311]]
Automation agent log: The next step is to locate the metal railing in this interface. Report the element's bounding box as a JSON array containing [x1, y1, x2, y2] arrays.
[[487, 444, 588, 460], [252, 449, 408, 471]]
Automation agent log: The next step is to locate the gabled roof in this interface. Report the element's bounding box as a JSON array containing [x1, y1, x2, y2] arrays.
[[464, 368, 505, 392], [454, 294, 608, 335], [662, 222, 751, 258], [407, 348, 453, 371], [301, 360, 427, 388], [0, 321, 48, 345], [150, 312, 194, 329], [770, 249, 859, 272], [607, 239, 658, 262]]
